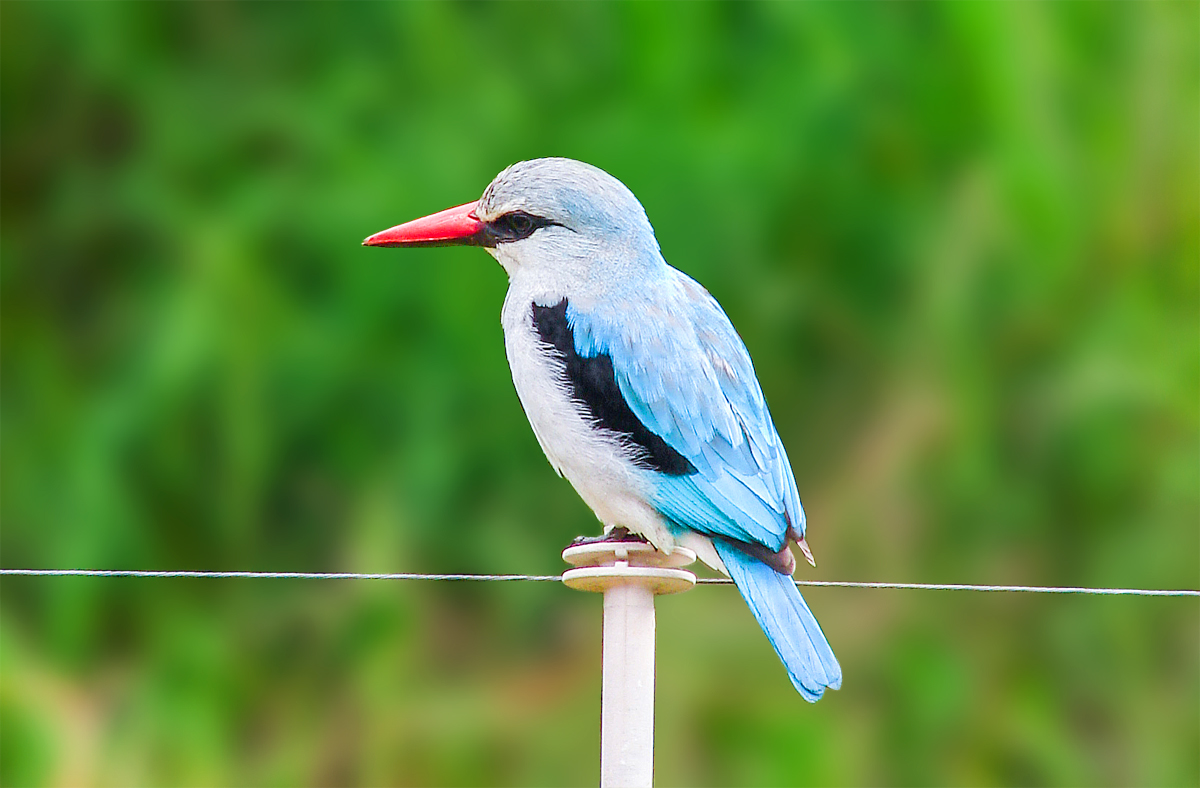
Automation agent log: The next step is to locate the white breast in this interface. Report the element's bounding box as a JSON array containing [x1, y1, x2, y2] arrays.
[[499, 285, 677, 550]]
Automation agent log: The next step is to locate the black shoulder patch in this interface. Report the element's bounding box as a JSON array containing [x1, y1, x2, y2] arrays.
[[532, 299, 696, 476]]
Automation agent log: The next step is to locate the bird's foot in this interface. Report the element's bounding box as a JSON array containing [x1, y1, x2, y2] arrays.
[[570, 527, 650, 547]]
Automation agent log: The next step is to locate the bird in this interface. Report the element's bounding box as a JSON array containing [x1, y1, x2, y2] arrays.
[[363, 158, 841, 701]]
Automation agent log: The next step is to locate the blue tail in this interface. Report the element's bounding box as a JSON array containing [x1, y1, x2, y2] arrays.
[[713, 539, 842, 702]]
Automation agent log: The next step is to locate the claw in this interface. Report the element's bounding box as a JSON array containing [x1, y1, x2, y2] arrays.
[[796, 536, 817, 568], [570, 527, 648, 546]]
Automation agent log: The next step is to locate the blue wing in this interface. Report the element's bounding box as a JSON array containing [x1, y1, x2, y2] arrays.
[[566, 271, 805, 553]]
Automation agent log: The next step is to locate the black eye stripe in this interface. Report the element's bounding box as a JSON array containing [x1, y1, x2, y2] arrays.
[[482, 211, 561, 245]]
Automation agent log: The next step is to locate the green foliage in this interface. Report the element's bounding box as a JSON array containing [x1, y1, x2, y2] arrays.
[[2, 2, 1196, 785]]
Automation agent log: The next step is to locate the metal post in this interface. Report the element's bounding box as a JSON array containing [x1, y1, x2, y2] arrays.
[[562, 541, 696, 788]]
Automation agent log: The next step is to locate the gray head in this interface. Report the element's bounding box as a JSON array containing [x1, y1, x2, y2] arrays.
[[477, 158, 650, 239], [475, 158, 665, 286]]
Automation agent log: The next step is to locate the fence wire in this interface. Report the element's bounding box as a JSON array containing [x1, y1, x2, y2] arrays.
[[1, 568, 1195, 596]]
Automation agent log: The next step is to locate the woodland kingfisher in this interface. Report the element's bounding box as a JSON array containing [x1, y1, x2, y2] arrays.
[[364, 158, 841, 701]]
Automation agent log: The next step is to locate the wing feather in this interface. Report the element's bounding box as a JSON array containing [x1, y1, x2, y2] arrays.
[[564, 271, 805, 554]]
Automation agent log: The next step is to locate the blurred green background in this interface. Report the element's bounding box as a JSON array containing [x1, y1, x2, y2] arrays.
[[2, 2, 1197, 786]]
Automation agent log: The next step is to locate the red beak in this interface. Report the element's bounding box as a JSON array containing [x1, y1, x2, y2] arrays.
[[362, 201, 484, 247]]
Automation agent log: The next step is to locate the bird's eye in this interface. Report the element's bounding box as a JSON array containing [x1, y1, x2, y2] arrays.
[[507, 213, 533, 235], [490, 211, 543, 242]]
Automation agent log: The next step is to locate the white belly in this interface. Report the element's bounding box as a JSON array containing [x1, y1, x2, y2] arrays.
[[500, 290, 676, 550]]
